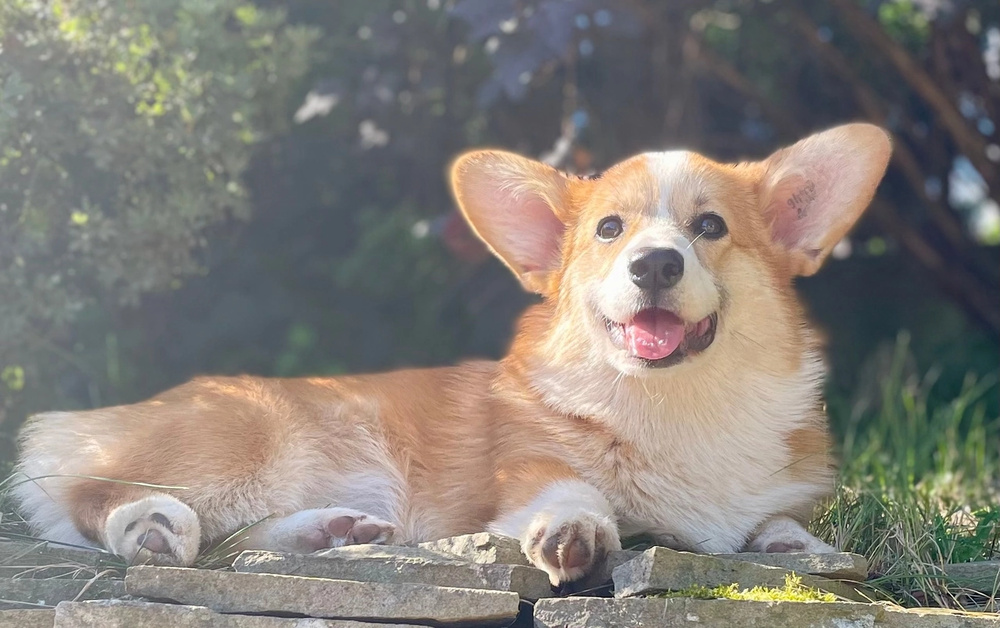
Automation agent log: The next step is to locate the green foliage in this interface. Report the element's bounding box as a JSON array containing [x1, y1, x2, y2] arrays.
[[878, 0, 931, 50], [814, 336, 999, 609], [0, 0, 315, 414]]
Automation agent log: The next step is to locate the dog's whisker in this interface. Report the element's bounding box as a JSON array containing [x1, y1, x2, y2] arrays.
[[687, 231, 706, 249], [733, 329, 767, 351]]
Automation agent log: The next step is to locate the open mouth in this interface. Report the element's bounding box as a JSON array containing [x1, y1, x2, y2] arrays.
[[604, 309, 718, 367]]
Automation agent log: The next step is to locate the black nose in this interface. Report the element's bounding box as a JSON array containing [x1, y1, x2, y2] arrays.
[[628, 248, 684, 291]]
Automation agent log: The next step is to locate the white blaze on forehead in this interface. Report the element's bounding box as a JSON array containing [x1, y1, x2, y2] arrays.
[[643, 151, 696, 220]]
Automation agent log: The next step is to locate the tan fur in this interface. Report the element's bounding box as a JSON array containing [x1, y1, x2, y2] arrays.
[[13, 124, 890, 584]]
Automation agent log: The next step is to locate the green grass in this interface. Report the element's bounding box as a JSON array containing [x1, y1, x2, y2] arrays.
[[0, 334, 996, 612], [813, 334, 999, 611]]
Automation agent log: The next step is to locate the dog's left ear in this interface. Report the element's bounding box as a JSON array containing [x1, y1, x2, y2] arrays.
[[759, 123, 891, 276], [451, 150, 571, 294]]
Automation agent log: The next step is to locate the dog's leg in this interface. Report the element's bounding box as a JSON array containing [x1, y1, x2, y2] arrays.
[[240, 508, 397, 554], [66, 478, 201, 566], [488, 460, 620, 585], [745, 516, 836, 553]]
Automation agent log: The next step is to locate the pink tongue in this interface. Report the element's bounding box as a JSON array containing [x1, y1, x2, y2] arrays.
[[625, 309, 686, 360]]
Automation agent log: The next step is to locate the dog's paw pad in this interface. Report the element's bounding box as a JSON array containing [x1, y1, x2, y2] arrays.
[[765, 540, 805, 553], [524, 513, 616, 586], [324, 512, 395, 548], [106, 496, 200, 566], [747, 517, 837, 554]]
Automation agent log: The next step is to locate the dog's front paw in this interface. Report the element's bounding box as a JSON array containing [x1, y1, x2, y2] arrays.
[[523, 511, 620, 585], [746, 516, 836, 554], [104, 495, 201, 566]]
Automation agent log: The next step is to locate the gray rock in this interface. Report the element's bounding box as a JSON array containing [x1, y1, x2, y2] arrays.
[[125, 565, 519, 626], [0, 541, 118, 579], [533, 597, 1000, 627], [612, 547, 865, 601], [53, 600, 415, 627], [582, 550, 641, 584], [417, 533, 528, 565], [712, 552, 869, 581], [533, 597, 878, 628], [584, 549, 868, 585], [0, 578, 125, 610], [944, 561, 1000, 593], [878, 604, 1000, 627], [315, 545, 470, 563], [0, 609, 54, 628], [234, 546, 551, 600]]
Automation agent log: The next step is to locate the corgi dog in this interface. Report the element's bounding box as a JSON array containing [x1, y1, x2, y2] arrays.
[[12, 124, 891, 585]]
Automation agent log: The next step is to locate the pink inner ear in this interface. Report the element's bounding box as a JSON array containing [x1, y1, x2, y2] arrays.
[[766, 171, 833, 254], [518, 197, 565, 272], [483, 187, 565, 274]]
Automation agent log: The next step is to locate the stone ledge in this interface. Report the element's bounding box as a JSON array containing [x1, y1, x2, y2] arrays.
[[943, 562, 1000, 593], [125, 565, 520, 626], [234, 546, 552, 600], [0, 540, 115, 579], [534, 597, 1000, 627], [0, 577, 125, 610], [612, 547, 867, 601], [417, 533, 528, 566], [53, 600, 417, 627], [711, 551, 869, 581], [0, 609, 54, 628]]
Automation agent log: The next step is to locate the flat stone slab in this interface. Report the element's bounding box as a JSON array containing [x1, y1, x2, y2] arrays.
[[586, 549, 868, 585], [878, 604, 1000, 627], [234, 546, 552, 600], [612, 547, 865, 601], [0, 578, 125, 610], [712, 552, 869, 581], [0, 609, 54, 628], [944, 561, 1000, 593], [534, 597, 1000, 627], [125, 565, 519, 626], [53, 600, 415, 627], [417, 533, 528, 565], [534, 597, 875, 627], [0, 541, 118, 578]]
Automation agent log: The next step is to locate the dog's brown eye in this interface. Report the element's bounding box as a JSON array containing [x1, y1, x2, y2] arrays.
[[693, 213, 727, 240], [596, 216, 623, 241]]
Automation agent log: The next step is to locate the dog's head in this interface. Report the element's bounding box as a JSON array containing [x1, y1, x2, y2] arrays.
[[451, 124, 891, 378]]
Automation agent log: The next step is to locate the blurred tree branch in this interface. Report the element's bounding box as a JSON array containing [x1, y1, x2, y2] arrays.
[[827, 0, 999, 194], [633, 0, 1000, 334]]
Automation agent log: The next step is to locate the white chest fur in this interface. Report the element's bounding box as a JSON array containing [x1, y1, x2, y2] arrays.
[[533, 348, 829, 553]]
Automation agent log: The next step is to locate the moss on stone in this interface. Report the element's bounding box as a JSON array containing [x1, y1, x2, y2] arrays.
[[659, 573, 837, 603]]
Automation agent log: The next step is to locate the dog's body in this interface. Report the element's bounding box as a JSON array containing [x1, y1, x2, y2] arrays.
[[13, 124, 891, 584]]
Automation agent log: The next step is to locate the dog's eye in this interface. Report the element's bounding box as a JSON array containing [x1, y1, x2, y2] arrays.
[[692, 213, 727, 240], [596, 216, 623, 241]]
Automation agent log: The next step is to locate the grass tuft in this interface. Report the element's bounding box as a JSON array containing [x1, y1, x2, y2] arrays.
[[814, 333, 999, 610]]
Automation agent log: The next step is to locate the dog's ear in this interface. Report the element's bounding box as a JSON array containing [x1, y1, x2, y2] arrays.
[[451, 150, 570, 294], [758, 123, 891, 276]]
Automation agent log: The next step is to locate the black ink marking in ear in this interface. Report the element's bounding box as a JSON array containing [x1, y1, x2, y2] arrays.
[[574, 171, 603, 181], [786, 181, 817, 218]]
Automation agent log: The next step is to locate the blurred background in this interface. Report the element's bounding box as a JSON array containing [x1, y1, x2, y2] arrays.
[[1, 1, 999, 605], [0, 0, 997, 464]]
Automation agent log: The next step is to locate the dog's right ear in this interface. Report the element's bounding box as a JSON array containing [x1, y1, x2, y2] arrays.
[[450, 151, 570, 294]]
